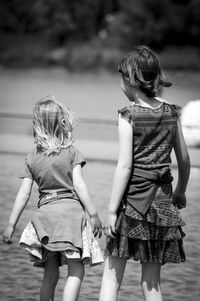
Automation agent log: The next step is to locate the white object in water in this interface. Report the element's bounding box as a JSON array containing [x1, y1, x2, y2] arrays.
[[181, 100, 200, 147]]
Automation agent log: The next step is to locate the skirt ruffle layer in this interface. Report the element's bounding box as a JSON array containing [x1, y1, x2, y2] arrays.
[[105, 188, 186, 265], [20, 221, 104, 267], [105, 237, 185, 265], [125, 200, 185, 227], [120, 201, 186, 241]]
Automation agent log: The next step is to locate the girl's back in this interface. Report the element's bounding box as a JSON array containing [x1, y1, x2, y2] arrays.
[[23, 145, 85, 198], [120, 102, 181, 169]]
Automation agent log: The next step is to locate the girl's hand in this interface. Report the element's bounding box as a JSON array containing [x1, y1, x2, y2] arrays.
[[90, 214, 102, 238], [103, 212, 117, 238], [173, 190, 187, 209], [2, 224, 15, 244]]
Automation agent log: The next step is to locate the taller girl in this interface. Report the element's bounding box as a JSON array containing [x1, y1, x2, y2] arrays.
[[100, 46, 190, 301]]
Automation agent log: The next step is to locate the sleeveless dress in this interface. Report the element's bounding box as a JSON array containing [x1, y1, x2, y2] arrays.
[[19, 145, 103, 267], [105, 102, 186, 264]]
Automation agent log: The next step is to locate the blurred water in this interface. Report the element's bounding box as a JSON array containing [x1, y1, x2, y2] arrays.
[[0, 154, 200, 300], [0, 69, 200, 120]]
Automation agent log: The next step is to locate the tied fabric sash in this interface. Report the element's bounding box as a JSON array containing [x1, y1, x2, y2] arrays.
[[33, 190, 86, 246], [123, 166, 173, 215], [37, 190, 79, 208]]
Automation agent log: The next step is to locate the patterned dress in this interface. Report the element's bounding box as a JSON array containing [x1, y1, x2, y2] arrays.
[[105, 102, 186, 264]]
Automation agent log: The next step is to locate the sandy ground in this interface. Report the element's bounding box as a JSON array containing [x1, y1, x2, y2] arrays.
[[0, 69, 200, 300], [1, 155, 200, 301]]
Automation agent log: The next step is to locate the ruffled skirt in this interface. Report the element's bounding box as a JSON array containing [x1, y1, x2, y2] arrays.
[[19, 197, 104, 267], [105, 184, 186, 265], [20, 220, 104, 267]]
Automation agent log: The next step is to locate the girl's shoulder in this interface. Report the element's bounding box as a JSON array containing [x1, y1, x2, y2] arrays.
[[167, 103, 182, 118], [119, 101, 182, 115], [156, 97, 182, 112], [67, 144, 81, 158], [118, 106, 134, 126], [161, 100, 182, 118], [118, 105, 133, 117], [118, 103, 159, 123], [68, 144, 86, 168], [26, 146, 37, 161]]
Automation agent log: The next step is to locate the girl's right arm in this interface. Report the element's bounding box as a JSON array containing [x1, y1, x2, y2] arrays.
[[104, 114, 133, 237], [3, 178, 33, 244], [173, 119, 190, 209]]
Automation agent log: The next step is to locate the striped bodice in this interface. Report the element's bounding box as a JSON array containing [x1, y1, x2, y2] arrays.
[[119, 102, 181, 170]]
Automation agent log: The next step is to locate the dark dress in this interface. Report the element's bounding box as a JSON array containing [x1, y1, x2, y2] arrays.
[[105, 102, 186, 264]]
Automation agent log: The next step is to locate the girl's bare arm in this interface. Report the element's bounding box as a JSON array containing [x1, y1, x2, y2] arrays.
[[3, 178, 33, 243], [72, 165, 102, 236], [73, 165, 97, 216], [174, 119, 190, 193], [173, 119, 190, 208], [105, 114, 133, 237]]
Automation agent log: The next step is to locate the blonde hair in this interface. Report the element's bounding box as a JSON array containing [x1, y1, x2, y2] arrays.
[[33, 96, 78, 155]]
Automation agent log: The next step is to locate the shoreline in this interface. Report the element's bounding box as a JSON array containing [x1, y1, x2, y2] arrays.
[[0, 68, 199, 168], [1, 133, 199, 168]]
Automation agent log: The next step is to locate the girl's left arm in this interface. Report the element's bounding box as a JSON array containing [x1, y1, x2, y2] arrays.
[[73, 165, 102, 237], [105, 114, 133, 237], [3, 178, 33, 244]]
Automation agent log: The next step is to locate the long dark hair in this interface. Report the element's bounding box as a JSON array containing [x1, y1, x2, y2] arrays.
[[118, 45, 171, 98]]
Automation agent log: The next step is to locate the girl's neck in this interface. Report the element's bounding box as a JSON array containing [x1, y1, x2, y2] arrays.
[[131, 91, 162, 109]]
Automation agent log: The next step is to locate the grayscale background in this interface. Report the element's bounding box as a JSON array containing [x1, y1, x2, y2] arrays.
[[0, 1, 200, 300]]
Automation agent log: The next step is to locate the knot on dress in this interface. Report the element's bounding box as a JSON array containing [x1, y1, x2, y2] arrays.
[[123, 166, 173, 215], [154, 168, 173, 185]]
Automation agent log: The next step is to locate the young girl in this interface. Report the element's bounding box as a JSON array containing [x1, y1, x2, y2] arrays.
[[99, 46, 190, 301], [3, 96, 104, 301]]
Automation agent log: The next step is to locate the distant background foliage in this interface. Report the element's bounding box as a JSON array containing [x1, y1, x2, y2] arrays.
[[0, 0, 199, 70]]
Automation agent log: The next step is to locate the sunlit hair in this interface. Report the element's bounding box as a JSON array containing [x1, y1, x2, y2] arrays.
[[33, 96, 78, 155], [118, 45, 171, 98]]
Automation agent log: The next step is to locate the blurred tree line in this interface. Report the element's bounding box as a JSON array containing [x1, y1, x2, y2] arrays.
[[0, 0, 199, 70]]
